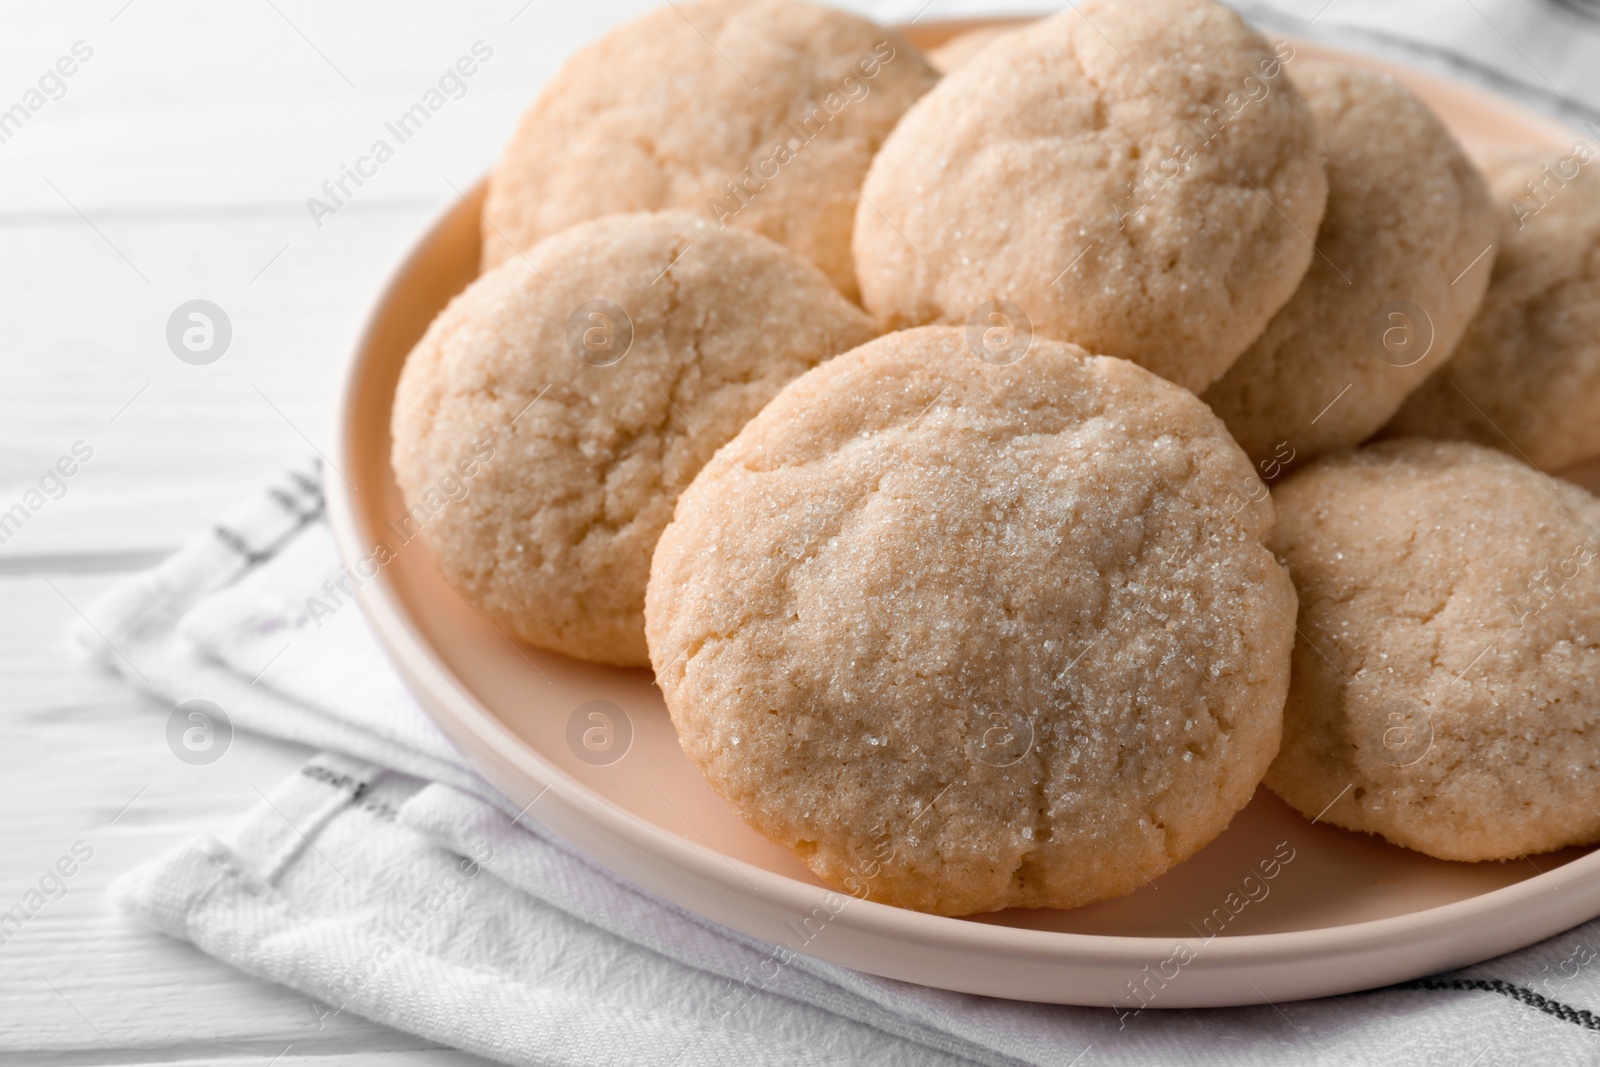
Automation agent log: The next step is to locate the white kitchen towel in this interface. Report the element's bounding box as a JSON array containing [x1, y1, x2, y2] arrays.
[[88, 467, 1600, 1066], [109, 752, 997, 1067]]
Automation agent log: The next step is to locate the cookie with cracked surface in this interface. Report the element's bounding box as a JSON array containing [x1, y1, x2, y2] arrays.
[[1265, 439, 1600, 860], [1384, 147, 1600, 471], [645, 325, 1297, 915], [391, 211, 876, 666], [851, 0, 1327, 392], [1202, 59, 1496, 468], [480, 0, 938, 302]]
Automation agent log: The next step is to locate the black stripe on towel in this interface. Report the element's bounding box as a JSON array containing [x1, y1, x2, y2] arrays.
[[1396, 978, 1600, 1032]]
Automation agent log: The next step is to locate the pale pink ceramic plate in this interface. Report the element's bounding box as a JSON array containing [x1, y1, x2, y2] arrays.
[[329, 23, 1600, 1007]]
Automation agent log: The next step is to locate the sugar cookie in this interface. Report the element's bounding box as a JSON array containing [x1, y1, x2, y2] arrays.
[[646, 325, 1296, 915], [1265, 439, 1600, 860], [1202, 60, 1495, 467], [481, 0, 938, 302], [392, 211, 876, 665], [1385, 147, 1600, 471], [852, 0, 1328, 391]]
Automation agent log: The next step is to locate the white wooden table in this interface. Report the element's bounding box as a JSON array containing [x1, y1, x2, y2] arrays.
[[0, 2, 984, 1061], [2, 0, 1591, 1063], [0, 3, 651, 1062]]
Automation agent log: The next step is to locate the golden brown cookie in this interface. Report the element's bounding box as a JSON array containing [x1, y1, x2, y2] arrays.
[[392, 211, 875, 666], [852, 0, 1328, 392], [1202, 59, 1495, 468], [1265, 439, 1600, 860], [646, 326, 1296, 915], [481, 0, 938, 301], [1385, 146, 1600, 471]]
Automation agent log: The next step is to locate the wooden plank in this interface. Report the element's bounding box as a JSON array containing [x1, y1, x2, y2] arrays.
[[0, 574, 456, 1059], [0, 207, 425, 556], [0, 0, 663, 213]]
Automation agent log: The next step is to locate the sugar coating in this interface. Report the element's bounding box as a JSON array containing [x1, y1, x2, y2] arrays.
[[391, 211, 876, 666], [645, 326, 1296, 915], [1265, 439, 1600, 861], [1385, 151, 1600, 471], [851, 0, 1328, 392], [927, 25, 1018, 73], [1202, 60, 1495, 467], [480, 0, 938, 302]]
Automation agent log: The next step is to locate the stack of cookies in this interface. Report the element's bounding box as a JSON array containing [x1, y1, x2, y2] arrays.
[[391, 0, 1600, 916]]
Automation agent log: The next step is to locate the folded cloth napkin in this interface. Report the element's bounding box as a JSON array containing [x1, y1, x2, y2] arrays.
[[84, 464, 1600, 1065]]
